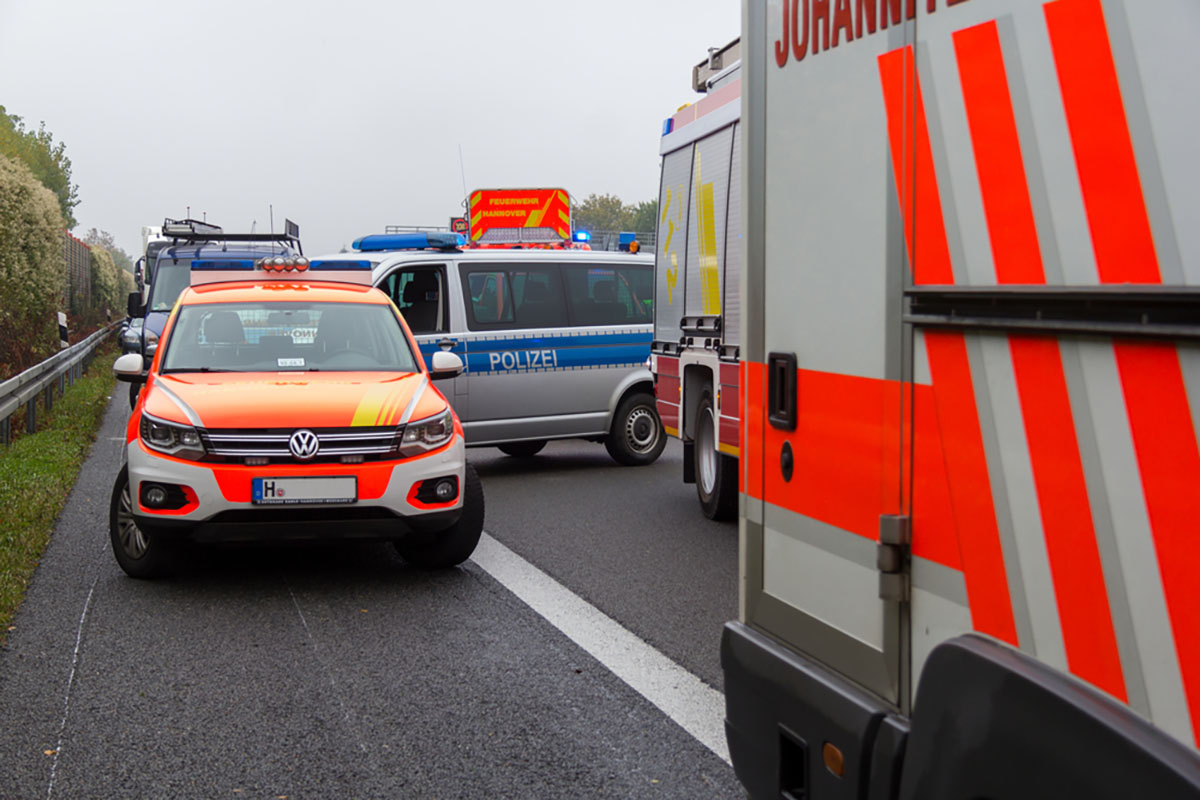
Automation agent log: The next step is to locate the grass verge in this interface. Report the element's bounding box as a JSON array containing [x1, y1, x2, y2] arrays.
[[0, 339, 117, 645]]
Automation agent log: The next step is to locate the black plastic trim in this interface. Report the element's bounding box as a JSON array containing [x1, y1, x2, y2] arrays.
[[899, 634, 1200, 800], [906, 285, 1200, 340], [722, 621, 907, 800]]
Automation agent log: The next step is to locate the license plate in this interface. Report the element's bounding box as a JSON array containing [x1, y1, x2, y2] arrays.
[[251, 476, 357, 505]]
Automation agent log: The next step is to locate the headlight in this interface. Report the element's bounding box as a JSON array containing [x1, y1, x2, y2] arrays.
[[398, 408, 454, 456], [139, 413, 205, 460]]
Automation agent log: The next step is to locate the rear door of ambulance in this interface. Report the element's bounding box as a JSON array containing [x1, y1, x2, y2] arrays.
[[898, 0, 1200, 747], [735, 0, 918, 727], [737, 0, 1200, 774]]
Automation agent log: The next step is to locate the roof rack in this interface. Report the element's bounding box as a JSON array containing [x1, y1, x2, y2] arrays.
[[161, 217, 304, 254]]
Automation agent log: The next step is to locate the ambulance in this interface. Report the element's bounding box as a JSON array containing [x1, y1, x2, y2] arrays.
[[651, 39, 742, 520], [725, 1, 1200, 798], [110, 256, 481, 578]]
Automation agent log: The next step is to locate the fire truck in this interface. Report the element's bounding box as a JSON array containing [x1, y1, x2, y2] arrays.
[[467, 188, 572, 248], [651, 40, 743, 519], [724, 1, 1200, 798]]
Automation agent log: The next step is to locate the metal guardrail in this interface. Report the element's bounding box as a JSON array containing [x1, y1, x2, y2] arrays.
[[0, 322, 119, 446]]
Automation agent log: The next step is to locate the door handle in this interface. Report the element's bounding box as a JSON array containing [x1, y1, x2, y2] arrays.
[[768, 351, 797, 431], [437, 338, 459, 351]]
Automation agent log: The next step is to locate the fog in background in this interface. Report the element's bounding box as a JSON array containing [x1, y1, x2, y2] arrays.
[[0, 0, 739, 257]]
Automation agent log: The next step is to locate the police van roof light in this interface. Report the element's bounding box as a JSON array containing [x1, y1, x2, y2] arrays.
[[352, 232, 465, 252]]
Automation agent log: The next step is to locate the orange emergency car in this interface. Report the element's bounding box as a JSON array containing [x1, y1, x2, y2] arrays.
[[110, 255, 482, 578]]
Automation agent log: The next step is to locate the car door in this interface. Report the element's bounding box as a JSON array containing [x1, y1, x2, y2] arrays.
[[377, 262, 468, 419]]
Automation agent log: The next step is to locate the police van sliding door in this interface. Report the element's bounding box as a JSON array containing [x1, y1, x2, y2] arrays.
[[457, 262, 651, 443], [742, 2, 916, 708]]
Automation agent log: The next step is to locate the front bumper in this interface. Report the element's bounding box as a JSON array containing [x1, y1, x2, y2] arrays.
[[127, 437, 466, 542]]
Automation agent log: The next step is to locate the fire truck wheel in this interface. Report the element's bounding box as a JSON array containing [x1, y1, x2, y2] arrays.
[[605, 391, 666, 466], [109, 467, 183, 579], [498, 440, 547, 458], [395, 463, 484, 568], [695, 391, 738, 520]]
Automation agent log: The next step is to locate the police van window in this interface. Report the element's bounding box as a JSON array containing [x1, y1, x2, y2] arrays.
[[461, 266, 567, 330], [465, 270, 514, 326], [563, 265, 653, 326], [510, 269, 566, 328], [383, 266, 446, 334]]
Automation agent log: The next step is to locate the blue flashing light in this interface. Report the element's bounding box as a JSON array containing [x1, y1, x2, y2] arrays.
[[352, 232, 465, 252], [190, 260, 256, 270], [308, 259, 373, 271], [662, 118, 674, 136], [573, 231, 591, 243]]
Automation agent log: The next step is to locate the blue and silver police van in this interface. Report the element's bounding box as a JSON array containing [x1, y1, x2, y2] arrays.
[[314, 233, 664, 465]]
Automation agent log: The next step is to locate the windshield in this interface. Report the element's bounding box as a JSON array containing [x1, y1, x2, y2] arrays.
[[161, 301, 419, 373], [147, 259, 194, 312]]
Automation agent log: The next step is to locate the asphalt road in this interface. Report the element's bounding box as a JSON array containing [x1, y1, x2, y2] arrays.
[[0, 395, 742, 799]]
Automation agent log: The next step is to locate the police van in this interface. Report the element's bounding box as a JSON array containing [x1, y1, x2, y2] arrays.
[[315, 233, 664, 465]]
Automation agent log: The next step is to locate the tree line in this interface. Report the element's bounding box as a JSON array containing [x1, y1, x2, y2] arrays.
[[0, 105, 134, 378], [571, 193, 658, 235]]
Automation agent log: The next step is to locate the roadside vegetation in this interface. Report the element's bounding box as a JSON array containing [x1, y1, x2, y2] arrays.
[[0, 105, 133, 379], [0, 340, 117, 645]]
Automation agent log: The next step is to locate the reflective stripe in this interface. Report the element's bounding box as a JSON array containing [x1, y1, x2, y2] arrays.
[[879, 45, 1018, 646], [1045, 0, 1159, 284], [955, 18, 1127, 700], [1047, 0, 1200, 741], [1115, 343, 1200, 742]]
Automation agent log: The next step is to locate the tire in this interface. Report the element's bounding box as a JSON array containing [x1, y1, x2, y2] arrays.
[[695, 391, 738, 520], [128, 382, 140, 410], [109, 467, 183, 579], [395, 463, 484, 568], [498, 440, 547, 458], [604, 391, 665, 466]]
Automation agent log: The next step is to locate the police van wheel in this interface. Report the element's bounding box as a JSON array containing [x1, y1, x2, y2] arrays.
[[396, 463, 484, 568], [695, 391, 738, 520], [498, 440, 547, 458], [109, 467, 182, 579], [605, 392, 665, 466]]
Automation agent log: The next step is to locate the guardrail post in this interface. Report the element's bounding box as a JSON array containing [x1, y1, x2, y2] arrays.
[[1, 418, 9, 446], [26, 398, 36, 434], [44, 384, 53, 412]]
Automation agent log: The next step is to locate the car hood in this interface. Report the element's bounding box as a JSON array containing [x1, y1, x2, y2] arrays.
[[143, 372, 441, 429]]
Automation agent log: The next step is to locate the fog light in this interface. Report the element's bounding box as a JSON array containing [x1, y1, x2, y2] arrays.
[[434, 479, 456, 501], [145, 485, 168, 507]]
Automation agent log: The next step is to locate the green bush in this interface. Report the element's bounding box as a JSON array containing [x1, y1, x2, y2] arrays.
[[0, 153, 66, 375], [89, 246, 123, 324]]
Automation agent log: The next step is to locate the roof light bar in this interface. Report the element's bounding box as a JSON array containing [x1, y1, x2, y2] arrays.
[[190, 257, 373, 286], [352, 232, 465, 252]]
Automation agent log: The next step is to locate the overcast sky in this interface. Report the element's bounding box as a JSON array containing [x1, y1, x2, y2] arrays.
[[0, 0, 738, 258]]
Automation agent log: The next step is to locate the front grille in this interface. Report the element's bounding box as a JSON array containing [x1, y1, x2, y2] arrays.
[[197, 426, 402, 464]]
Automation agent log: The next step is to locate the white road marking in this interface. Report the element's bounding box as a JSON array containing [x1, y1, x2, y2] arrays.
[[46, 576, 99, 800], [470, 532, 730, 765]]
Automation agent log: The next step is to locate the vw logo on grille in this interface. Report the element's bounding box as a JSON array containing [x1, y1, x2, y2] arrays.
[[288, 429, 320, 460]]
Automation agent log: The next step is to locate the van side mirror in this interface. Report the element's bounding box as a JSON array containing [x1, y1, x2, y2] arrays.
[[127, 291, 144, 318]]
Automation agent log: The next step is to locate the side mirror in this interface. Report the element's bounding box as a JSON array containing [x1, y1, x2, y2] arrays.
[[113, 352, 148, 383], [428, 350, 464, 380], [127, 291, 144, 318]]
